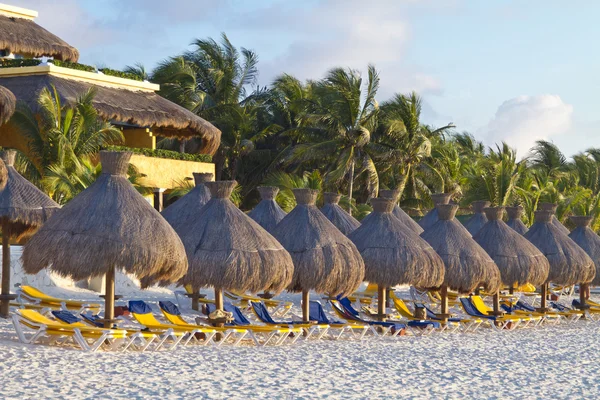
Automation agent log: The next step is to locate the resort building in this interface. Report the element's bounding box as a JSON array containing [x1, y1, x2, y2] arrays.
[[0, 3, 220, 209]]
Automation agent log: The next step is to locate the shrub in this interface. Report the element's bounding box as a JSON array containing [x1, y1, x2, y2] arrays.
[[104, 145, 212, 163]]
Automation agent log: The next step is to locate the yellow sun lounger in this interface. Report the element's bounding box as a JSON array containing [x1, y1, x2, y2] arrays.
[[12, 309, 133, 352], [470, 296, 542, 327], [17, 286, 101, 313], [389, 293, 470, 333], [347, 283, 379, 304]]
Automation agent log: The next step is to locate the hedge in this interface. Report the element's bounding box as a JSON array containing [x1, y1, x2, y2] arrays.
[[0, 59, 41, 68], [104, 146, 212, 163], [99, 68, 143, 82]]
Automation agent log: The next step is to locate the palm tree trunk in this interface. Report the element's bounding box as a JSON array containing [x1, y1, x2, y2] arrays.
[[396, 164, 411, 200], [348, 160, 355, 215], [179, 139, 186, 154], [231, 157, 239, 181]]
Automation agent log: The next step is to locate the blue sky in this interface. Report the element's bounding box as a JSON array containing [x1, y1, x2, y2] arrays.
[[19, 0, 600, 158]]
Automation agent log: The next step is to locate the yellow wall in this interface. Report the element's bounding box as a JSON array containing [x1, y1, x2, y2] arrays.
[[129, 154, 215, 189], [123, 128, 156, 149]]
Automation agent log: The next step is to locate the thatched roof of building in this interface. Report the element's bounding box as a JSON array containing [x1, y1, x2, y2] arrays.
[[464, 200, 490, 236], [273, 189, 364, 296], [177, 180, 294, 293], [473, 207, 549, 287], [0, 75, 221, 154], [568, 216, 600, 285], [420, 204, 501, 293], [0, 14, 79, 61], [162, 172, 213, 235], [379, 189, 423, 234], [506, 206, 528, 235], [524, 211, 594, 285], [22, 151, 188, 287], [349, 197, 444, 288], [418, 193, 452, 231], [0, 85, 15, 125], [319, 192, 360, 236], [538, 202, 570, 235], [0, 150, 59, 239], [248, 186, 287, 234]]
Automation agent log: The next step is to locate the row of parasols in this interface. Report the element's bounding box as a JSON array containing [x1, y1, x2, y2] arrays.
[[0, 150, 597, 328]]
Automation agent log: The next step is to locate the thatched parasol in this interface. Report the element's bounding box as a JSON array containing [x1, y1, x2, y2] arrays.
[[248, 186, 287, 234], [506, 206, 528, 235], [421, 204, 501, 320], [418, 193, 453, 230], [273, 189, 365, 322], [538, 202, 570, 235], [162, 172, 213, 239], [177, 180, 294, 312], [320, 192, 360, 236], [524, 210, 594, 311], [473, 207, 550, 313], [0, 85, 16, 125], [0, 150, 59, 317], [379, 189, 423, 234], [568, 216, 600, 309], [349, 198, 444, 318], [464, 200, 490, 236], [22, 151, 187, 326]]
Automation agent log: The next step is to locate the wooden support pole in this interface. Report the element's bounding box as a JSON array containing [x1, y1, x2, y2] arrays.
[[492, 291, 500, 315], [215, 288, 224, 311], [191, 291, 199, 311], [0, 223, 11, 319], [540, 283, 547, 310], [153, 189, 165, 212], [579, 283, 587, 310], [378, 285, 386, 321], [302, 290, 310, 323], [104, 266, 115, 328], [440, 285, 448, 324]]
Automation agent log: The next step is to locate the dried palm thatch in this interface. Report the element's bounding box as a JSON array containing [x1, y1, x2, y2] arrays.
[[473, 207, 549, 287], [273, 189, 364, 296], [568, 216, 600, 285], [464, 200, 490, 236], [319, 192, 360, 236], [538, 202, 570, 235], [22, 151, 187, 286], [162, 172, 213, 235], [349, 198, 444, 288], [524, 211, 594, 285], [0, 150, 59, 239], [0, 85, 16, 125], [248, 186, 287, 234], [0, 14, 79, 61], [418, 193, 453, 231], [178, 180, 294, 295], [421, 204, 501, 293], [0, 75, 221, 154], [378, 189, 423, 234], [506, 206, 528, 235]]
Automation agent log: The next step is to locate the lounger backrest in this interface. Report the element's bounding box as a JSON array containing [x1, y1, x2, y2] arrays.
[[419, 304, 440, 320], [516, 300, 535, 312], [222, 303, 251, 325], [471, 296, 492, 314], [460, 297, 487, 318], [337, 297, 360, 317], [21, 286, 58, 302], [501, 304, 514, 313], [129, 301, 163, 326], [330, 300, 362, 322], [52, 310, 83, 324], [392, 297, 414, 319], [159, 301, 181, 316], [309, 301, 329, 324], [80, 313, 104, 328], [251, 302, 277, 324]]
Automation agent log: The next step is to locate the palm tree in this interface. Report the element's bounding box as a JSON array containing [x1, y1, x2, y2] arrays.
[[288, 65, 381, 213], [123, 62, 150, 81]]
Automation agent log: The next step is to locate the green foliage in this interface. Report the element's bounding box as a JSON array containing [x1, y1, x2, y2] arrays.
[[52, 60, 96, 72], [99, 67, 143, 81], [104, 145, 212, 163], [0, 58, 41, 68]]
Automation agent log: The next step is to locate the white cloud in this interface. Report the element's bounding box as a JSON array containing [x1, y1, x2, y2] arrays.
[[477, 95, 573, 158]]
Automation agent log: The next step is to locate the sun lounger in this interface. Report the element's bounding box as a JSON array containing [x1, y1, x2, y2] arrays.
[[16, 285, 101, 313], [250, 301, 330, 339], [129, 301, 216, 347], [389, 293, 455, 333], [309, 301, 372, 339], [501, 300, 575, 324], [459, 297, 534, 330], [205, 303, 302, 346], [329, 299, 409, 337], [470, 295, 542, 326], [418, 302, 483, 332], [12, 309, 129, 352], [225, 292, 293, 317]]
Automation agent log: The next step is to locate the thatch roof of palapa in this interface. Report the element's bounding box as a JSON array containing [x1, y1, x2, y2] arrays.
[[473, 207, 549, 287], [568, 216, 600, 285], [378, 189, 423, 234], [464, 200, 490, 236], [177, 180, 294, 293], [248, 186, 287, 234], [0, 75, 221, 154], [319, 192, 360, 236], [22, 151, 187, 287], [273, 189, 364, 296], [0, 14, 79, 61], [420, 204, 501, 293], [0, 85, 16, 125], [524, 211, 594, 285], [162, 172, 213, 236], [0, 150, 59, 239], [418, 193, 453, 231], [349, 197, 444, 288], [506, 206, 528, 235], [538, 202, 570, 235]]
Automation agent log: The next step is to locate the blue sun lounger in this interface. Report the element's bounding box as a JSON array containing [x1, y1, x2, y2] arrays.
[[309, 301, 371, 339], [459, 297, 530, 330], [329, 299, 409, 337], [250, 301, 329, 339]]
